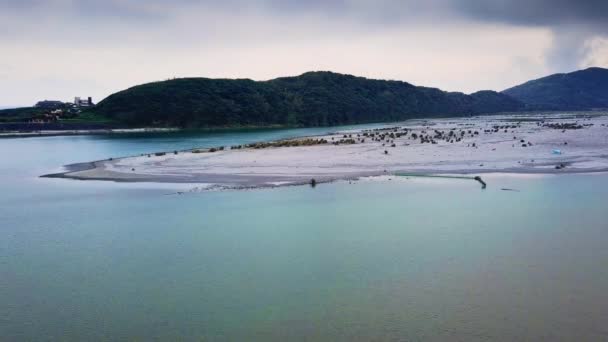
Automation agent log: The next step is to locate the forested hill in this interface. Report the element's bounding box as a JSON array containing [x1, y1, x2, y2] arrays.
[[503, 67, 608, 110], [91, 71, 523, 127]]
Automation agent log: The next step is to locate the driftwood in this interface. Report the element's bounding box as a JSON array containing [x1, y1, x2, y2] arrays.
[[395, 173, 488, 189]]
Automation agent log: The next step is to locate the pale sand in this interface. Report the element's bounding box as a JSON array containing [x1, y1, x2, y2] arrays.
[[44, 113, 608, 188]]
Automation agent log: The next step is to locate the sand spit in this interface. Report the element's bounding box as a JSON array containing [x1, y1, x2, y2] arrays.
[[43, 113, 608, 189]]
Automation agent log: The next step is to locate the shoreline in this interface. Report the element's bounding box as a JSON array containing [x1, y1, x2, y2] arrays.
[[41, 161, 608, 195], [4, 110, 603, 139], [0, 127, 180, 138], [41, 113, 608, 190], [42, 160, 608, 183]]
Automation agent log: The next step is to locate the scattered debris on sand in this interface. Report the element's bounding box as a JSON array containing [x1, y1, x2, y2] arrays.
[[43, 113, 608, 190]]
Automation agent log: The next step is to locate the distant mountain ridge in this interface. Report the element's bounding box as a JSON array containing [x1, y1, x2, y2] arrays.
[[92, 71, 523, 127], [8, 67, 606, 129], [503, 67, 608, 110]]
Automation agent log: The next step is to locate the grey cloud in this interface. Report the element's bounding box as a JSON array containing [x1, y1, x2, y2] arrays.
[[0, 0, 169, 21], [3, 0, 607, 28], [454, 0, 608, 71], [449, 0, 608, 71], [544, 29, 590, 72], [1, 0, 606, 72], [3, 0, 608, 24]]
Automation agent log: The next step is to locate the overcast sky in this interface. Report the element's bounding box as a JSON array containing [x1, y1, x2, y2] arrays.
[[1, 0, 607, 106]]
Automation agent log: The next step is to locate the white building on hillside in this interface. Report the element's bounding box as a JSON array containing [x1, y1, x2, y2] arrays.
[[74, 97, 94, 107]]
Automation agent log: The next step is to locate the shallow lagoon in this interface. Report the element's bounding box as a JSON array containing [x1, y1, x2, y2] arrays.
[[2, 125, 608, 340]]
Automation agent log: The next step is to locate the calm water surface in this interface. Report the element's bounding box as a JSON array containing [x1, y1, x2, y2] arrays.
[[1, 125, 608, 341]]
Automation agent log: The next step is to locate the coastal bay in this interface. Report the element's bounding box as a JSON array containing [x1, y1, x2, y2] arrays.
[[5, 1, 608, 339], [2, 127, 608, 340]]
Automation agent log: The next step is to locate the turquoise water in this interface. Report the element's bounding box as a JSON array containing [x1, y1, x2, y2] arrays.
[[2, 126, 608, 340]]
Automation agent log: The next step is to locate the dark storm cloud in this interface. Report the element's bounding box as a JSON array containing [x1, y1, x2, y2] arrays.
[[452, 0, 608, 27]]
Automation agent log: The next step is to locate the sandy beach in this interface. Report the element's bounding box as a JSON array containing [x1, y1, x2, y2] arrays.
[[44, 113, 608, 189]]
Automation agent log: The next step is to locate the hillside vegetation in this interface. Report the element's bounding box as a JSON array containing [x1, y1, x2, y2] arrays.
[[11, 68, 606, 129], [503, 67, 608, 110], [0, 107, 47, 122], [92, 71, 523, 127]]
